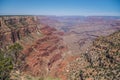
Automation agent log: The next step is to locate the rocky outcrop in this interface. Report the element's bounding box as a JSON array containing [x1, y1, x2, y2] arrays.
[[65, 31, 120, 80], [0, 16, 38, 48], [0, 16, 68, 80], [21, 26, 67, 77]]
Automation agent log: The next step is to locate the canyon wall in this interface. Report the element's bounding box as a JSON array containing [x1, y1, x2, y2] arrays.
[[0, 16, 68, 79], [0, 16, 39, 48]]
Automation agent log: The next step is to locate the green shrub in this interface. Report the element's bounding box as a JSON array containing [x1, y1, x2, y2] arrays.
[[0, 50, 13, 80], [0, 43, 23, 80]]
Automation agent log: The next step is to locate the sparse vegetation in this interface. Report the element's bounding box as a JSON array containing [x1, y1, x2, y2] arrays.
[[1, 16, 120, 80], [0, 50, 13, 80], [8, 43, 23, 68], [66, 31, 120, 80], [0, 43, 23, 80]]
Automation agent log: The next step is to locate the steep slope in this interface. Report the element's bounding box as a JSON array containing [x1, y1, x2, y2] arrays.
[[0, 16, 39, 48], [21, 26, 67, 77], [65, 31, 120, 80], [1, 16, 120, 80], [0, 16, 68, 80]]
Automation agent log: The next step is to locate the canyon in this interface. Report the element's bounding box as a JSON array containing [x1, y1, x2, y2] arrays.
[[38, 16, 120, 54], [0, 16, 120, 80]]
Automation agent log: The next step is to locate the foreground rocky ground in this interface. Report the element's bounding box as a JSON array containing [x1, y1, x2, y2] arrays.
[[64, 30, 120, 80]]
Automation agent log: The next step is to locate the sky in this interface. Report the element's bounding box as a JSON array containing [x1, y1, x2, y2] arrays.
[[0, 0, 120, 16]]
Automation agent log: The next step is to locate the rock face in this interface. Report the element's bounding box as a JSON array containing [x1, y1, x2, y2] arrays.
[[0, 16, 68, 79], [21, 25, 67, 77], [0, 16, 38, 48], [2, 16, 120, 80]]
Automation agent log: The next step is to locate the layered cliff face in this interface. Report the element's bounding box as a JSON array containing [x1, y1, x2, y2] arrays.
[[0, 16, 68, 80], [20, 26, 67, 78], [0, 16, 38, 48], [1, 16, 120, 80]]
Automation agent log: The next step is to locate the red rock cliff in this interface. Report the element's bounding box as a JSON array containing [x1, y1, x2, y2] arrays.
[[0, 16, 68, 79], [0, 16, 38, 48]]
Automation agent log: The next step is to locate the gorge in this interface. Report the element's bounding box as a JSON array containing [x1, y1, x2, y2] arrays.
[[0, 16, 120, 80]]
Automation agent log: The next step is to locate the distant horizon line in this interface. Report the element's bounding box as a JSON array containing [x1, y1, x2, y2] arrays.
[[0, 14, 120, 17]]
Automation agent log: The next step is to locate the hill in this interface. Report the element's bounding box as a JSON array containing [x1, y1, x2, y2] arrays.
[[65, 30, 120, 80]]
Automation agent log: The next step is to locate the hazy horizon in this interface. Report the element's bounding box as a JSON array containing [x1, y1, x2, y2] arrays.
[[0, 14, 120, 17]]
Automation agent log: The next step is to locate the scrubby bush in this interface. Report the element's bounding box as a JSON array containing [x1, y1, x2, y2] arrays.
[[0, 43, 23, 80], [0, 50, 13, 80]]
